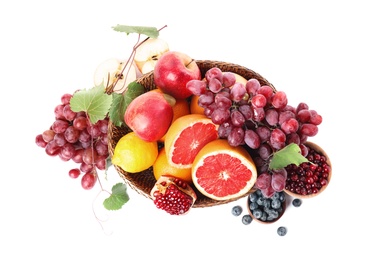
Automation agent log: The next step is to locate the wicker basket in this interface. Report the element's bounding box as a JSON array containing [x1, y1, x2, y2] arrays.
[[107, 60, 276, 208]]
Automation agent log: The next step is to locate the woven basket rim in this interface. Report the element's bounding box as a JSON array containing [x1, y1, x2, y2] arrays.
[[107, 59, 275, 208]]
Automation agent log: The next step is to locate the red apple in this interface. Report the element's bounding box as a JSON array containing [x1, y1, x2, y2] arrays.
[[124, 91, 175, 142], [153, 51, 201, 99]]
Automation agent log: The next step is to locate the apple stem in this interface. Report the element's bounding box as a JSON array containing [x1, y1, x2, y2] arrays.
[[110, 25, 168, 93]]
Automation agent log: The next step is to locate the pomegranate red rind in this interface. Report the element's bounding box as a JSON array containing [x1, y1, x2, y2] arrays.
[[150, 175, 197, 215]]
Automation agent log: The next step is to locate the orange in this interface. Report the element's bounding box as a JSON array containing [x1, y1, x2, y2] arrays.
[[164, 114, 219, 169], [191, 139, 257, 201], [153, 148, 192, 183], [159, 98, 191, 142], [190, 95, 205, 115]]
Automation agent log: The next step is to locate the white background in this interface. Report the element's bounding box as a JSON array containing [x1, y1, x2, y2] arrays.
[[1, 0, 382, 259]]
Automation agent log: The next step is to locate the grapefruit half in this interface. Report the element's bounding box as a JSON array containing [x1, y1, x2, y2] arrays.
[[191, 139, 257, 201], [164, 114, 219, 169]]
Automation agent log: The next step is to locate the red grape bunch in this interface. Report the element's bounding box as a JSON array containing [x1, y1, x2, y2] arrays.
[[35, 93, 110, 190], [186, 67, 323, 197]]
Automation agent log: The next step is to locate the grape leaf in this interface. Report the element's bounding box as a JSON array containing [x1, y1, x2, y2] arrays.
[[112, 25, 159, 38], [70, 84, 112, 124], [103, 183, 129, 211], [269, 143, 309, 169], [109, 81, 145, 127]]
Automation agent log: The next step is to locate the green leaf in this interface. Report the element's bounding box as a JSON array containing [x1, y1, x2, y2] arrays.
[[70, 84, 112, 124], [112, 25, 159, 38], [109, 81, 145, 127], [103, 183, 129, 211], [269, 143, 309, 169]]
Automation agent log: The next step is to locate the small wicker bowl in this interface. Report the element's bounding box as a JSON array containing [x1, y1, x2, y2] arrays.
[[107, 60, 275, 208], [247, 190, 287, 224], [284, 141, 332, 199]]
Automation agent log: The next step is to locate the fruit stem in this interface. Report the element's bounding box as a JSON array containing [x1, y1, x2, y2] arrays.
[[110, 25, 168, 93]]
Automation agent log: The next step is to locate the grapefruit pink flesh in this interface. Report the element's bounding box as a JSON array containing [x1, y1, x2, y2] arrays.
[[192, 139, 257, 201], [194, 154, 255, 198], [171, 122, 218, 167]]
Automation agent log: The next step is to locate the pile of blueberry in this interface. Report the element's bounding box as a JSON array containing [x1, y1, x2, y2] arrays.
[[231, 190, 303, 236]]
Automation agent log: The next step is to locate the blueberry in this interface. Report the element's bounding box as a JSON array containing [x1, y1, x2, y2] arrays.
[[231, 205, 243, 216], [242, 214, 253, 225], [256, 196, 265, 206], [279, 192, 286, 202], [252, 208, 263, 219], [249, 192, 258, 202], [249, 202, 258, 211], [292, 198, 302, 207], [277, 226, 287, 236], [271, 199, 281, 209]]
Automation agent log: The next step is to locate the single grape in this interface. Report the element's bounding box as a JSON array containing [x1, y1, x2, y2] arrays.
[[222, 72, 236, 87], [256, 126, 271, 143], [265, 108, 279, 126], [87, 125, 101, 138], [210, 108, 230, 125], [286, 132, 301, 145], [227, 127, 244, 147], [45, 140, 61, 156], [255, 172, 272, 190], [258, 143, 272, 160], [35, 134, 47, 148], [69, 168, 81, 179], [78, 130, 91, 143], [82, 147, 97, 165], [72, 149, 84, 163], [54, 133, 67, 146], [297, 109, 311, 123], [281, 117, 299, 134], [253, 107, 265, 122], [230, 110, 245, 127], [299, 144, 309, 157], [198, 92, 215, 107], [61, 93, 73, 105], [81, 172, 97, 190], [271, 170, 287, 192], [296, 102, 309, 113], [64, 125, 80, 143], [42, 129, 55, 143], [238, 104, 253, 120], [245, 78, 261, 96], [208, 78, 222, 93], [230, 82, 246, 102], [54, 104, 65, 120], [205, 67, 223, 83], [300, 123, 318, 137], [95, 155, 108, 170], [60, 143, 76, 161], [270, 128, 286, 150], [251, 93, 267, 108], [215, 93, 232, 110], [309, 110, 322, 125], [186, 79, 207, 95], [244, 129, 261, 149], [63, 104, 77, 121], [217, 121, 233, 138], [80, 162, 94, 173], [271, 91, 288, 109], [97, 119, 109, 134], [73, 116, 88, 131], [95, 139, 108, 156], [51, 119, 69, 134]]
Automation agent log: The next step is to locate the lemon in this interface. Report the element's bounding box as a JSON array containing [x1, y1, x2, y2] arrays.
[[112, 132, 158, 173]]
